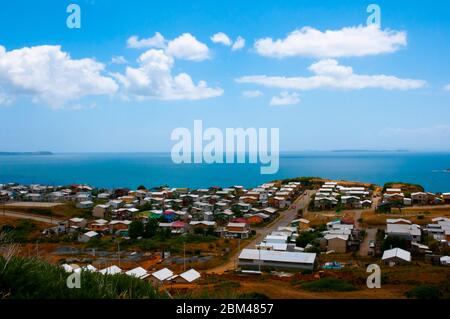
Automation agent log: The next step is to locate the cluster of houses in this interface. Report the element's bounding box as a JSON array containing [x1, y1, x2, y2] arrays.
[[381, 187, 450, 208], [31, 181, 304, 242], [61, 263, 201, 285], [381, 217, 450, 266], [314, 182, 372, 210]]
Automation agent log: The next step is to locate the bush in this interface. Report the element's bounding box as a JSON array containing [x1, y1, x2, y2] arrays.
[[0, 256, 162, 299], [406, 284, 442, 299], [301, 278, 357, 292]]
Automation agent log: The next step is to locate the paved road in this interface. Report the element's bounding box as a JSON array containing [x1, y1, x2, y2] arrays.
[[206, 191, 313, 274], [0, 210, 61, 225]]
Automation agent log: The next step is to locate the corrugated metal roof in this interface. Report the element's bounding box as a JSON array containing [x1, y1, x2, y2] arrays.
[[238, 249, 316, 264]]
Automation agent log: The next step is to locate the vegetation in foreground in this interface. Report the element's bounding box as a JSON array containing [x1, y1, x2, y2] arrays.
[[0, 255, 163, 299]]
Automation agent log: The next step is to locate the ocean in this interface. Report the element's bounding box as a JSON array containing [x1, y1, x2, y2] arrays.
[[0, 152, 449, 192]]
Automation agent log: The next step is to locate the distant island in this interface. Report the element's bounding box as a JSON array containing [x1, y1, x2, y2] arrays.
[[332, 150, 409, 153], [0, 151, 53, 156]]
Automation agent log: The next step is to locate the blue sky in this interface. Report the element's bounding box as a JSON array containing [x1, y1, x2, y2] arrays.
[[0, 0, 450, 152]]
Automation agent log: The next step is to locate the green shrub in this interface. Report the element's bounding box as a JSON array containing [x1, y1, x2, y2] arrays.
[[301, 278, 357, 292], [406, 284, 442, 299], [0, 256, 162, 299]]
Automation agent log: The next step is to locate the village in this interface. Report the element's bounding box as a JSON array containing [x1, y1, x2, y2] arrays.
[[1, 178, 450, 298]]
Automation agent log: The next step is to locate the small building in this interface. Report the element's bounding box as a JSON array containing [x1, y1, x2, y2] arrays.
[[125, 267, 149, 279], [93, 204, 111, 218], [78, 231, 99, 243], [324, 234, 348, 253], [150, 268, 174, 285], [225, 222, 250, 239], [238, 249, 316, 272], [172, 269, 201, 283], [382, 248, 411, 265], [76, 200, 94, 209], [100, 265, 122, 275]]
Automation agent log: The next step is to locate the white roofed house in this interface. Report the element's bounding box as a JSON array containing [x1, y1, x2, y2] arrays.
[[150, 268, 174, 285], [341, 196, 361, 209], [238, 249, 316, 272], [411, 192, 429, 205], [171, 269, 201, 284], [100, 265, 122, 275], [225, 222, 250, 239], [382, 248, 411, 266], [76, 200, 94, 209], [125, 267, 149, 279], [324, 234, 349, 253], [78, 230, 100, 243], [314, 197, 338, 210], [68, 217, 87, 229], [386, 223, 421, 243]]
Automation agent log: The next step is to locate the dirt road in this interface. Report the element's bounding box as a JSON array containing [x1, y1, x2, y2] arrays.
[[206, 191, 313, 274], [1, 210, 62, 225]]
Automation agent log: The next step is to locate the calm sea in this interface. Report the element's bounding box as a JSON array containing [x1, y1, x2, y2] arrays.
[[0, 152, 449, 192]]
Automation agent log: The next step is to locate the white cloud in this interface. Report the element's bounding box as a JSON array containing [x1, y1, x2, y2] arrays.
[[242, 90, 263, 98], [127, 32, 166, 49], [111, 55, 128, 64], [236, 59, 426, 91], [128, 32, 210, 62], [254, 25, 407, 58], [232, 36, 246, 51], [166, 33, 210, 61], [0, 45, 118, 108], [211, 32, 232, 46], [112, 49, 222, 101], [270, 91, 300, 106], [445, 84, 450, 91]]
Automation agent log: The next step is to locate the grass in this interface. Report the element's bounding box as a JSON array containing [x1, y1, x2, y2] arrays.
[[300, 278, 357, 292], [0, 255, 163, 299]]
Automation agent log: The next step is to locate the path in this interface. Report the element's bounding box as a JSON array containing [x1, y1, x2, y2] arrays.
[[0, 210, 61, 225]]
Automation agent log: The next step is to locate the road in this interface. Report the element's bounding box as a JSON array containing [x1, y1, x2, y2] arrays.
[[0, 210, 61, 225], [206, 190, 313, 274]]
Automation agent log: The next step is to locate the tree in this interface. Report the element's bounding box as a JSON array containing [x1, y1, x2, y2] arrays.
[[143, 219, 158, 238], [128, 221, 144, 239], [137, 185, 147, 190]]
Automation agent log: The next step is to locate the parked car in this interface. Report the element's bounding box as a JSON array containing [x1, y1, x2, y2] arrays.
[[369, 240, 376, 248]]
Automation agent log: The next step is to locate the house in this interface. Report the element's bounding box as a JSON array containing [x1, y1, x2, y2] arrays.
[[290, 218, 310, 231], [150, 268, 174, 285], [383, 193, 405, 203], [189, 221, 216, 230], [172, 268, 201, 283], [68, 217, 87, 229], [314, 197, 338, 210], [171, 221, 188, 234], [93, 204, 111, 218], [385, 188, 402, 194], [341, 196, 361, 209], [225, 222, 250, 239], [89, 219, 109, 232], [324, 234, 348, 253], [125, 267, 149, 279], [246, 215, 264, 225], [238, 249, 316, 272], [443, 193, 450, 204], [100, 265, 122, 275], [411, 192, 429, 205], [386, 223, 421, 242], [264, 234, 288, 245], [78, 231, 99, 243], [382, 248, 411, 265], [76, 200, 94, 209], [109, 220, 132, 233], [440, 256, 450, 266]]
